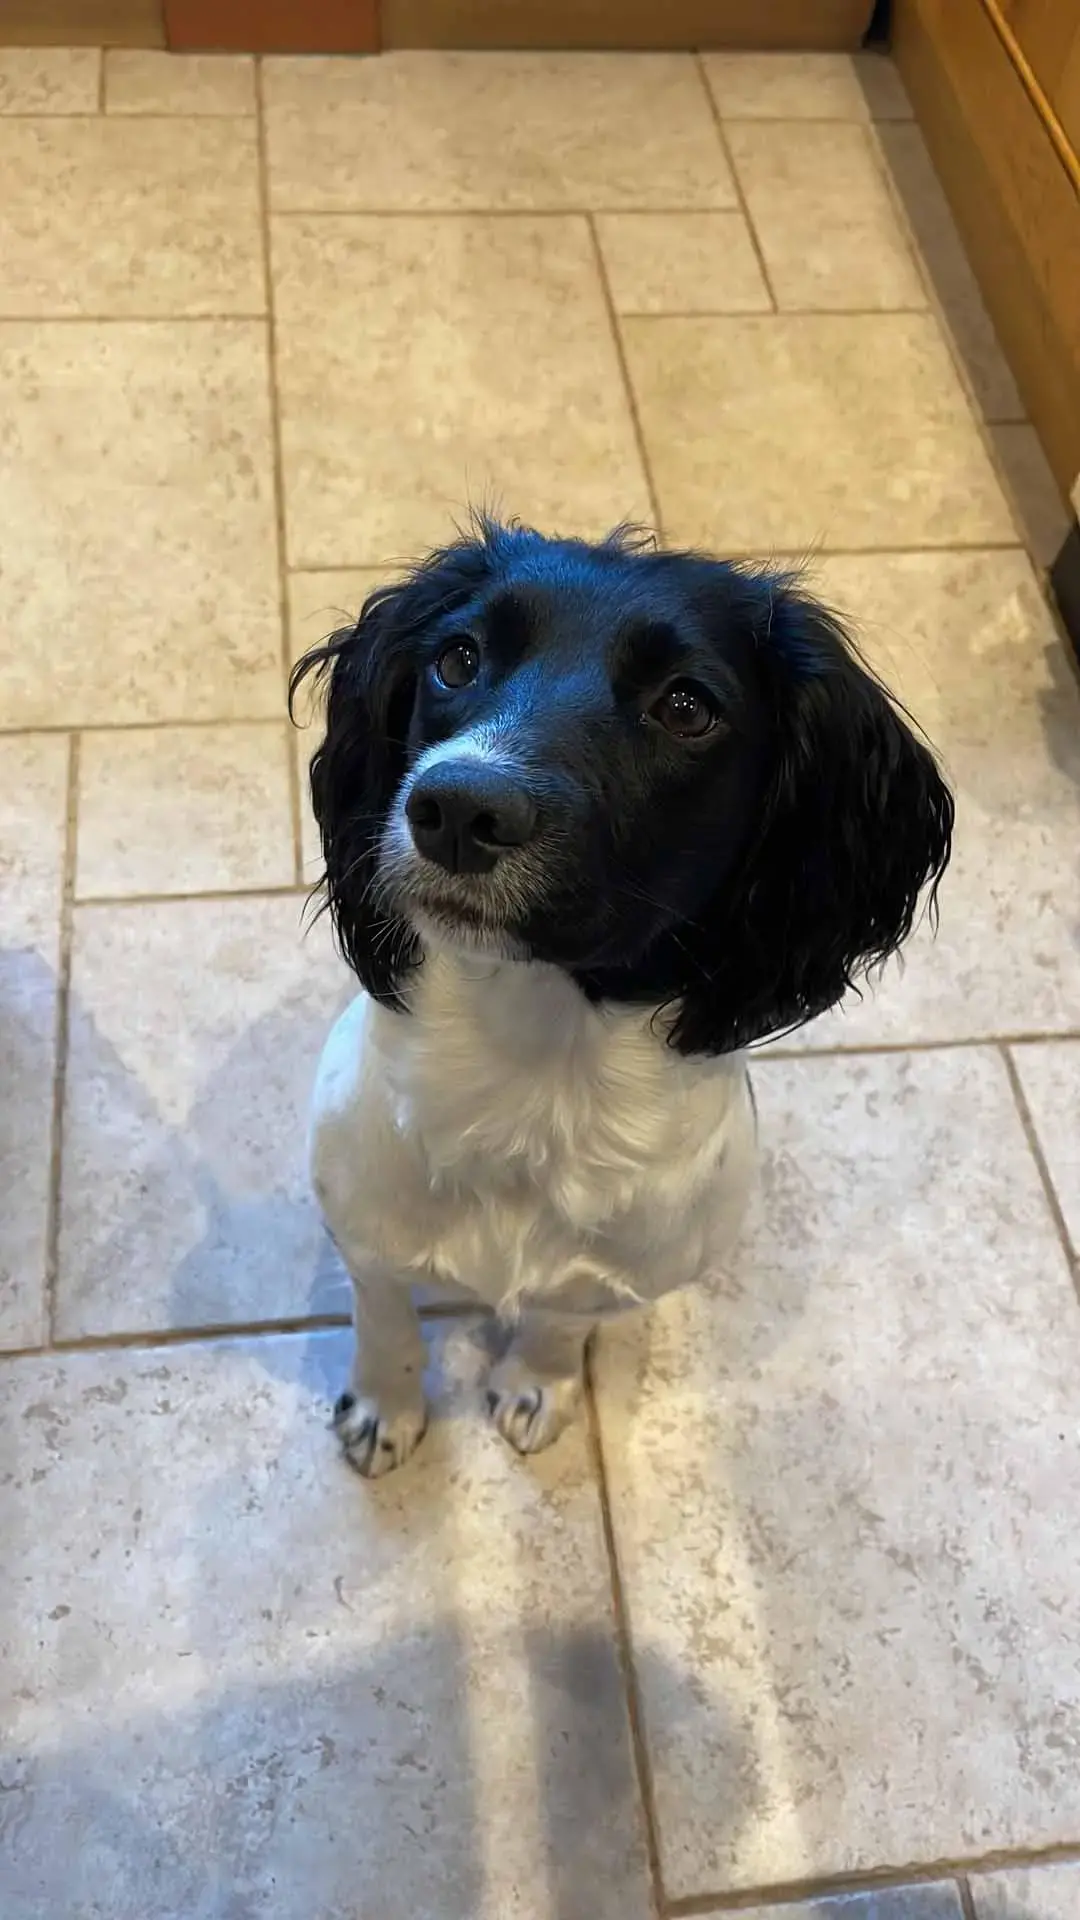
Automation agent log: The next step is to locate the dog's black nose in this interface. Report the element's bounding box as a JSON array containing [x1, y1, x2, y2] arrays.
[[406, 762, 537, 875]]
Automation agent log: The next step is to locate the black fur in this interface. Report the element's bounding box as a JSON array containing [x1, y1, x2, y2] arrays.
[[290, 519, 953, 1056]]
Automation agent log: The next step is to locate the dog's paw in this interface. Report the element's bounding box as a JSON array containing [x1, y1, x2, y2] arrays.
[[485, 1369, 581, 1456], [332, 1389, 427, 1478]]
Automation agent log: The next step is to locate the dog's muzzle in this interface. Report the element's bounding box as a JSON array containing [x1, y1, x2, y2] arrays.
[[404, 759, 538, 877]]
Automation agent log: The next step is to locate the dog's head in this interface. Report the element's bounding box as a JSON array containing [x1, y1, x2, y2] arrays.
[[291, 520, 953, 1055]]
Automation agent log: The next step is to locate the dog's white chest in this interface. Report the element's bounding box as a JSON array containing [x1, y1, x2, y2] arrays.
[[382, 953, 745, 1227], [313, 952, 756, 1311]]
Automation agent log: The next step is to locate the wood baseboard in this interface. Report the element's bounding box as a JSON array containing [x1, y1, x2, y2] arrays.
[[893, 0, 1080, 500], [381, 0, 875, 50], [2, 0, 874, 52], [164, 0, 377, 52], [0, 0, 164, 44]]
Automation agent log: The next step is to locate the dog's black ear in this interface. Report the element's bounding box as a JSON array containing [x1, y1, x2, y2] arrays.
[[671, 572, 954, 1055], [289, 535, 493, 1005]]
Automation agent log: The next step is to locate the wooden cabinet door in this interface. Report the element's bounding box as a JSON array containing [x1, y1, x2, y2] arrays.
[[1051, 24, 1080, 149], [998, 1, 1079, 110]]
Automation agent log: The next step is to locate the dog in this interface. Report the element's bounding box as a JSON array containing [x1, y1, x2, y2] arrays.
[[292, 519, 953, 1477]]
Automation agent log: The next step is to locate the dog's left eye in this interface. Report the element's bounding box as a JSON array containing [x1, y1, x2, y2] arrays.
[[649, 682, 719, 739], [434, 640, 481, 690]]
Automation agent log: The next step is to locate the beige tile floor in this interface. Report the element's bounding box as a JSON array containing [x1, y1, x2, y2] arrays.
[[1, 42, 1079, 1920]]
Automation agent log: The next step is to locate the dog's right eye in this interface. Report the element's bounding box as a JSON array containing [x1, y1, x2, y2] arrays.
[[433, 640, 481, 690]]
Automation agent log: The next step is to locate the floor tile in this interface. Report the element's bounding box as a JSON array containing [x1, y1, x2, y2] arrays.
[[704, 1890, 963, 1920], [0, 736, 68, 1351], [272, 215, 650, 568], [622, 313, 1012, 552], [288, 570, 384, 878], [0, 47, 99, 115], [0, 1324, 651, 1920], [0, 119, 262, 318], [786, 549, 1080, 1046], [77, 725, 295, 901], [0, 320, 280, 727], [104, 49, 255, 115], [595, 211, 770, 315], [990, 423, 1072, 568], [264, 49, 734, 212], [57, 896, 353, 1338], [852, 52, 915, 122], [726, 122, 925, 312], [972, 1863, 1080, 1918], [595, 1049, 1080, 1897], [1010, 1043, 1080, 1256], [875, 122, 1026, 424], [704, 52, 870, 121]]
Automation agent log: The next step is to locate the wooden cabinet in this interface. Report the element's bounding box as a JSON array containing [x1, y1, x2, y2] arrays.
[[997, 2, 1080, 152], [163, 0, 378, 53], [2, 0, 874, 51], [0, 0, 164, 43], [379, 0, 873, 49], [895, 0, 1080, 499], [1059, 40, 1080, 152], [998, 1, 1076, 92]]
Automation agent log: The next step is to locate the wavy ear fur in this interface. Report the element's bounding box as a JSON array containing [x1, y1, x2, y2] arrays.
[[289, 534, 494, 1005], [669, 574, 954, 1055]]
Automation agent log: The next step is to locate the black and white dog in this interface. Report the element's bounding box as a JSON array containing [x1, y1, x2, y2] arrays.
[[292, 521, 952, 1476]]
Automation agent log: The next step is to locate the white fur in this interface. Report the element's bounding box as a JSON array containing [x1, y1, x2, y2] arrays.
[[312, 946, 756, 1470]]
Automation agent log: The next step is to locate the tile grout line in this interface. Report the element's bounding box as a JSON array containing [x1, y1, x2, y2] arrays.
[[266, 204, 785, 220], [0, 114, 889, 131], [43, 733, 80, 1346], [237, 540, 1027, 574], [853, 114, 933, 319], [720, 115, 907, 127], [0, 715, 298, 737], [1000, 1043, 1080, 1297], [254, 54, 304, 887], [723, 540, 1020, 556], [863, 118, 959, 344], [666, 1839, 1080, 1915], [863, 119, 1031, 561], [97, 110, 259, 119], [694, 53, 779, 313], [586, 214, 665, 541], [0, 1299, 477, 1366], [614, 306, 931, 321], [957, 1874, 979, 1920], [74, 882, 312, 910], [0, 114, 887, 133], [762, 1029, 1080, 1059], [583, 1349, 666, 1920], [0, 313, 269, 323]]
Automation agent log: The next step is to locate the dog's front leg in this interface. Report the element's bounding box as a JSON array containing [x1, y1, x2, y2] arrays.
[[486, 1311, 591, 1456], [332, 1266, 428, 1478]]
